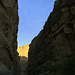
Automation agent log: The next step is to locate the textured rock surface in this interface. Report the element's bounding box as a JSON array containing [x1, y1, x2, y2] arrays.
[[0, 0, 20, 71], [19, 56, 28, 71], [28, 0, 75, 75], [17, 44, 29, 71], [17, 44, 29, 58]]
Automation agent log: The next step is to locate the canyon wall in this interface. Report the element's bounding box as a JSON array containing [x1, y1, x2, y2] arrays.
[[17, 44, 29, 71], [28, 0, 75, 75], [0, 0, 20, 72], [17, 44, 29, 58]]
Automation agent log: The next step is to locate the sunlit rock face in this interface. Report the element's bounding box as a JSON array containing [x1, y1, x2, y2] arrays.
[[17, 44, 29, 58], [28, 0, 75, 75], [0, 0, 20, 72], [17, 44, 29, 71]]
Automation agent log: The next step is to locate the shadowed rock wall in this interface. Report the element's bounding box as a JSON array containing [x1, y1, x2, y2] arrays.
[[28, 0, 75, 75], [0, 0, 20, 71]]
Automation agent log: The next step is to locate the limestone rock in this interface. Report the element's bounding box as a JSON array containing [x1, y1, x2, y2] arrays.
[[28, 0, 75, 75]]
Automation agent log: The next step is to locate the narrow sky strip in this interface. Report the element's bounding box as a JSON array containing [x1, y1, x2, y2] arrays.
[[17, 0, 55, 47]]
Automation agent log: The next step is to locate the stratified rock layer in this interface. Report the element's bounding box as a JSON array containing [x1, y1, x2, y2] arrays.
[[0, 0, 20, 71], [28, 0, 75, 75]]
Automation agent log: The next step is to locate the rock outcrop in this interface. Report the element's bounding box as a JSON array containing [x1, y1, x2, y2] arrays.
[[0, 0, 20, 72], [17, 44, 29, 71], [19, 56, 28, 71], [17, 44, 29, 58], [28, 0, 75, 75]]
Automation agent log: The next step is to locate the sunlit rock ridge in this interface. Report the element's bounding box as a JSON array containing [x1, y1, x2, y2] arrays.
[[0, 0, 20, 72], [17, 44, 29, 58], [17, 44, 29, 71], [28, 0, 75, 75]]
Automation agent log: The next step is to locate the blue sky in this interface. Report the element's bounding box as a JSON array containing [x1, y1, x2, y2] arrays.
[[17, 0, 55, 47]]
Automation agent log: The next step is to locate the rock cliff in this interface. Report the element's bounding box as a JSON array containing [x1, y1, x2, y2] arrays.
[[17, 44, 29, 71], [0, 0, 20, 72], [17, 44, 29, 58], [28, 0, 75, 75]]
